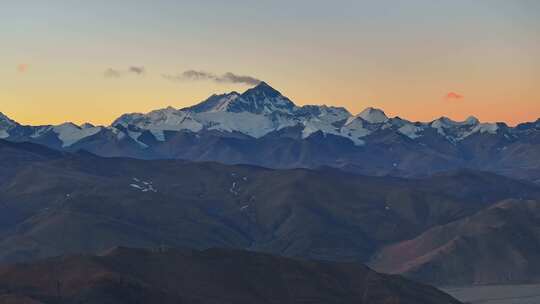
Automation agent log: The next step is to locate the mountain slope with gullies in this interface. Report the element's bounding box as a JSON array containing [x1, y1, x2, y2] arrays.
[[1, 140, 540, 287]]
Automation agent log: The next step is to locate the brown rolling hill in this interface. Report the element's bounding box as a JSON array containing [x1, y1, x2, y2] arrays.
[[370, 199, 540, 286], [0, 247, 462, 304]]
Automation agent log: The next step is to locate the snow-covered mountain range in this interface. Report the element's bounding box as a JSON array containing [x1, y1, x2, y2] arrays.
[[112, 82, 512, 146], [2, 82, 539, 180]]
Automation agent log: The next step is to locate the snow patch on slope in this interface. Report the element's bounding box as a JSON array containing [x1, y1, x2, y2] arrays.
[[130, 177, 157, 192], [398, 124, 423, 139], [461, 123, 499, 138], [0, 130, 8, 139], [341, 117, 371, 144], [197, 111, 286, 138], [53, 123, 102, 147], [301, 106, 351, 138], [114, 108, 203, 142]]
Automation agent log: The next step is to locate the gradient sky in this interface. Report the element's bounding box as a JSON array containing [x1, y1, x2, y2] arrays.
[[1, 0, 539, 126]]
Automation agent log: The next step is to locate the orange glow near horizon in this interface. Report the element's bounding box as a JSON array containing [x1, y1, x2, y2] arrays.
[[2, 76, 538, 127], [1, 1, 539, 127]]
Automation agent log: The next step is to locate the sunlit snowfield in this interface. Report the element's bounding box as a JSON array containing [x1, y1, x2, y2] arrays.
[[444, 285, 540, 304]]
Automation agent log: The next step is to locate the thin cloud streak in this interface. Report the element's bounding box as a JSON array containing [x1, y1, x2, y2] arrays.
[[129, 66, 145, 75], [104, 66, 146, 78], [163, 70, 261, 86], [446, 92, 464, 100], [17, 64, 29, 73], [104, 68, 122, 78]]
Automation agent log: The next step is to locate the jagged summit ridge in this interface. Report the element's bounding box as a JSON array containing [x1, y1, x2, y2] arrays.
[[187, 81, 296, 115]]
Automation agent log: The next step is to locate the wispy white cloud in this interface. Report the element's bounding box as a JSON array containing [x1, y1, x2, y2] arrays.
[[163, 70, 261, 86]]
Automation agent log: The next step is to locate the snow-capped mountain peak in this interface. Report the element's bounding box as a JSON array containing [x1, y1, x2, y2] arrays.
[[229, 82, 297, 115], [431, 117, 461, 134], [0, 112, 18, 128], [357, 107, 389, 124], [431, 116, 479, 129], [464, 116, 480, 125], [0, 112, 19, 139], [52, 122, 102, 147], [429, 116, 501, 141], [243, 81, 282, 98], [185, 82, 296, 115]]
